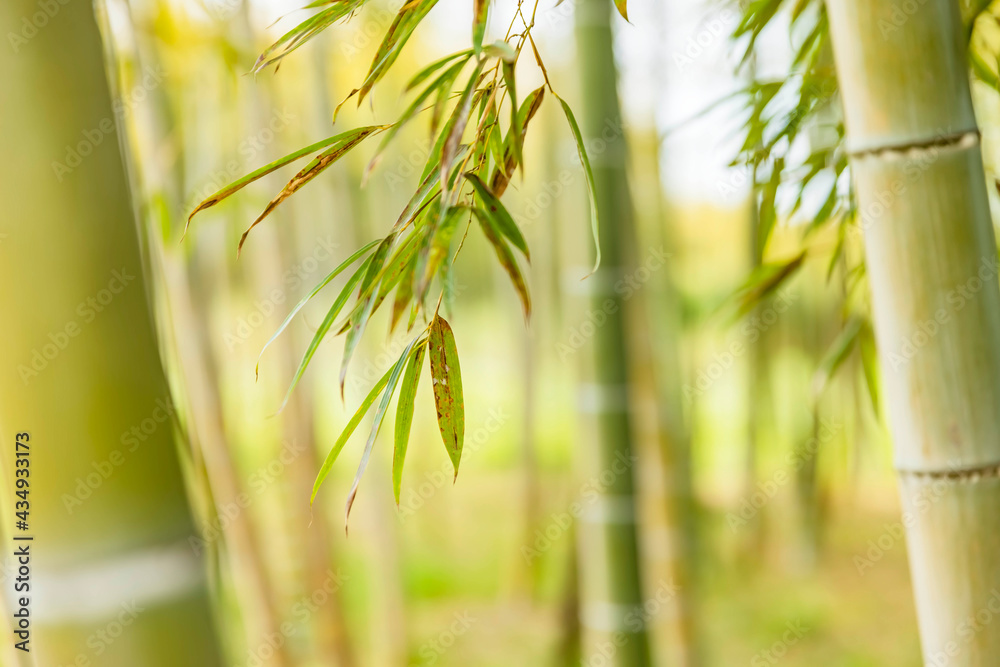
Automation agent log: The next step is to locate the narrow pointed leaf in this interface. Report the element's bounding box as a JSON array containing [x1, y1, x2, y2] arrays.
[[339, 236, 394, 395], [186, 131, 364, 231], [238, 126, 384, 253], [464, 173, 529, 259], [345, 335, 425, 526], [472, 0, 488, 54], [311, 363, 392, 505], [279, 254, 373, 412], [471, 207, 530, 319], [555, 95, 601, 275], [256, 239, 381, 378], [392, 342, 426, 503], [614, 0, 628, 21], [490, 86, 544, 196]]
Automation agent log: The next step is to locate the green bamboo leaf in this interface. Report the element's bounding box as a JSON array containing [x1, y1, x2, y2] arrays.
[[441, 62, 485, 199], [483, 40, 516, 63], [392, 342, 426, 504], [729, 252, 805, 320], [812, 314, 863, 397], [555, 95, 601, 276], [490, 86, 545, 196], [859, 319, 880, 416], [238, 126, 385, 254], [470, 207, 530, 320], [186, 131, 365, 232], [367, 57, 470, 178], [256, 239, 381, 379], [501, 60, 521, 171], [405, 49, 474, 92], [345, 335, 426, 526], [464, 173, 529, 260], [391, 254, 417, 332], [358, 0, 440, 104], [339, 236, 395, 395], [311, 361, 391, 505], [252, 1, 364, 73], [417, 205, 464, 301], [756, 157, 784, 262], [279, 254, 374, 413], [428, 314, 465, 478]]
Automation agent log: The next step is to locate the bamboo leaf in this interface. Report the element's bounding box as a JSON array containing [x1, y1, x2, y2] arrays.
[[339, 236, 395, 395], [392, 342, 426, 504], [812, 314, 863, 397], [358, 0, 440, 104], [428, 314, 464, 478], [238, 126, 384, 254], [472, 0, 488, 55], [484, 40, 516, 63], [279, 254, 374, 413], [464, 173, 529, 259], [311, 362, 392, 505], [186, 132, 363, 231], [441, 62, 485, 199], [491, 86, 545, 196], [405, 49, 473, 92], [613, 0, 628, 21], [345, 335, 425, 526], [470, 206, 530, 319], [417, 205, 464, 300], [859, 319, 880, 416], [555, 95, 601, 276], [367, 57, 471, 177], [501, 60, 521, 172], [728, 251, 805, 320], [256, 239, 381, 379], [252, 1, 364, 73]]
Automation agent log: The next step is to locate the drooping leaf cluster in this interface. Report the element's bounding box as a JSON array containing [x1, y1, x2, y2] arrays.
[[187, 0, 627, 526]]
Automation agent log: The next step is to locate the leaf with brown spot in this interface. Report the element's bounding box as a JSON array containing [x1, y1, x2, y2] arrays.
[[489, 86, 545, 196], [428, 314, 464, 478], [238, 126, 384, 254]]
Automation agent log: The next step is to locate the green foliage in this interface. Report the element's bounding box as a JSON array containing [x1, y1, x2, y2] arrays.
[[188, 0, 624, 525]]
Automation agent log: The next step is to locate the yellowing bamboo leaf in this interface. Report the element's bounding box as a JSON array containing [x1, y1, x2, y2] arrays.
[[614, 0, 629, 20], [186, 131, 362, 232], [252, 1, 364, 73], [339, 236, 394, 395], [393, 342, 426, 504], [238, 126, 384, 254], [428, 314, 464, 478], [358, 0, 440, 104]]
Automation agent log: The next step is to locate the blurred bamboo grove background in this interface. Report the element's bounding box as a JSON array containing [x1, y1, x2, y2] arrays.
[[15, 0, 1000, 664]]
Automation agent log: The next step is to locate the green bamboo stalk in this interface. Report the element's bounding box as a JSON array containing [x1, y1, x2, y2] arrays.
[[574, 0, 651, 664], [827, 1, 1000, 662], [0, 1, 223, 664]]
